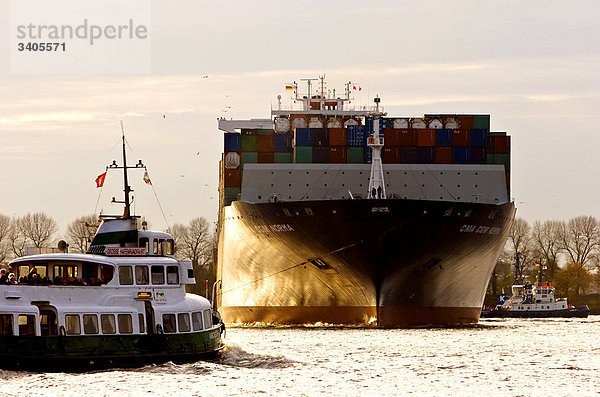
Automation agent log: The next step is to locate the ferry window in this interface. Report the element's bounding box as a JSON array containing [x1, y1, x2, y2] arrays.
[[139, 237, 150, 253], [18, 315, 35, 336], [192, 312, 202, 331], [65, 315, 81, 335], [138, 314, 145, 334], [101, 265, 114, 284], [203, 310, 212, 328], [166, 240, 174, 255], [54, 264, 78, 280], [178, 313, 191, 332], [18, 265, 29, 278], [119, 266, 133, 285], [153, 239, 158, 254], [135, 266, 149, 285], [83, 314, 99, 335], [151, 266, 165, 285], [0, 314, 13, 336], [159, 240, 166, 255], [118, 314, 133, 334], [166, 266, 179, 285], [82, 263, 99, 283], [162, 314, 176, 333], [101, 314, 116, 334]]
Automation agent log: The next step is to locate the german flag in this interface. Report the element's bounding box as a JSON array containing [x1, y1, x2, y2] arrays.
[[285, 85, 293, 91]]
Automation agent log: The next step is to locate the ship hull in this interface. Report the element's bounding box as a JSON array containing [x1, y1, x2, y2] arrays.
[[481, 305, 589, 319], [217, 199, 515, 327]]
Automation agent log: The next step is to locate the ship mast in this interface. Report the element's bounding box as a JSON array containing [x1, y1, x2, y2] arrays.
[[367, 96, 386, 199], [108, 121, 145, 219]]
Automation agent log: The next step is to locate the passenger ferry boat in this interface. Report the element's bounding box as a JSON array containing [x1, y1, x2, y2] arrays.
[[0, 132, 225, 369], [481, 284, 590, 318]]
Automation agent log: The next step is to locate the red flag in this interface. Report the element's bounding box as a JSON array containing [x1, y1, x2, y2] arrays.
[[95, 172, 107, 188], [353, 85, 356, 90]]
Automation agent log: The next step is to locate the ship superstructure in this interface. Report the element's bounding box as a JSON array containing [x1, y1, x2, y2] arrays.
[[216, 77, 515, 327]]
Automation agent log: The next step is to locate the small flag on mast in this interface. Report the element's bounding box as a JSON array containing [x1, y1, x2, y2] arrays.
[[285, 85, 293, 91], [95, 172, 107, 188], [143, 170, 152, 185]]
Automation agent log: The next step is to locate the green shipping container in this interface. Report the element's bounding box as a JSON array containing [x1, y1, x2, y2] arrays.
[[241, 152, 258, 164], [241, 134, 258, 152], [347, 147, 365, 164], [473, 115, 490, 130], [486, 153, 510, 171], [274, 152, 292, 163], [224, 186, 241, 203], [295, 146, 312, 163]]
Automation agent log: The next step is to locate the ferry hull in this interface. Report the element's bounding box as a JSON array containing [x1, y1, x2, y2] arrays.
[[0, 328, 224, 370], [217, 199, 515, 327]]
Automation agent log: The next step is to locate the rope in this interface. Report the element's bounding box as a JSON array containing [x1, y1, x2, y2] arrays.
[[146, 168, 171, 232]]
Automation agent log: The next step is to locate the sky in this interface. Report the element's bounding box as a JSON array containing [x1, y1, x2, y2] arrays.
[[0, 0, 599, 238]]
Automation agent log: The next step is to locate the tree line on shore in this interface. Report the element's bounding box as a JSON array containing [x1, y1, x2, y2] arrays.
[[0, 212, 216, 295], [488, 215, 600, 306]]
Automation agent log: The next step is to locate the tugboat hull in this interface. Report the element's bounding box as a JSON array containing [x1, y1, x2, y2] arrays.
[[481, 306, 590, 319], [217, 199, 515, 327]]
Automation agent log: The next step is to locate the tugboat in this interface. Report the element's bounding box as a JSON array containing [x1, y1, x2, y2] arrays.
[[481, 256, 589, 318], [0, 130, 225, 369]]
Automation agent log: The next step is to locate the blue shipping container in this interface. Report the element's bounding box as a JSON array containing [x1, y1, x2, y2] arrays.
[[470, 129, 488, 147], [417, 147, 435, 163], [435, 129, 452, 147], [453, 147, 470, 164], [346, 125, 367, 147], [469, 147, 486, 164], [224, 133, 241, 152], [295, 128, 312, 146], [400, 147, 418, 163], [274, 134, 292, 152]]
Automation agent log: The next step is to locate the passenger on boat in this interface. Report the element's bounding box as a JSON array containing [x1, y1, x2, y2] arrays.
[[0, 269, 7, 284], [8, 274, 17, 285]]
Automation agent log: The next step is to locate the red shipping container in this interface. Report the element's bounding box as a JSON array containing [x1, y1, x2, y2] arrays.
[[456, 115, 474, 130], [434, 147, 453, 164], [257, 135, 275, 152], [491, 136, 511, 153], [329, 146, 347, 163], [382, 147, 400, 163], [383, 128, 400, 146], [452, 129, 469, 146], [417, 129, 435, 146], [329, 128, 346, 146], [398, 129, 417, 146], [257, 152, 274, 163], [223, 169, 241, 187]]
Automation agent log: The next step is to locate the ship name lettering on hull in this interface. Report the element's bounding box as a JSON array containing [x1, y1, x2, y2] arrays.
[[255, 224, 295, 233], [460, 225, 501, 235]]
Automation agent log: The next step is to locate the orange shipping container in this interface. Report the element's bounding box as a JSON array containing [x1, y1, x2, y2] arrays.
[[257, 152, 274, 163], [417, 129, 435, 146], [223, 169, 241, 187], [329, 146, 347, 163], [456, 115, 474, 130], [491, 136, 511, 153], [452, 129, 469, 146], [329, 128, 346, 146], [257, 135, 275, 152], [434, 147, 453, 164], [383, 128, 400, 146]]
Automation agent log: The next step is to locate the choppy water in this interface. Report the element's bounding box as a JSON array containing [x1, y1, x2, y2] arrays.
[[0, 317, 598, 396]]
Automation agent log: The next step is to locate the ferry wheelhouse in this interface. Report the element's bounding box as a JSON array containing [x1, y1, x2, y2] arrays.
[[0, 132, 224, 369]]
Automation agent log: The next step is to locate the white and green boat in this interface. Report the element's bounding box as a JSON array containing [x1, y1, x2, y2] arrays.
[[0, 133, 224, 369]]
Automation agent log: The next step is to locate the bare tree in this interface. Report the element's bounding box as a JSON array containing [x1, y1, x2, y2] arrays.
[[507, 217, 535, 281], [66, 214, 99, 253], [7, 217, 27, 258], [558, 216, 600, 268], [0, 214, 11, 265], [531, 220, 562, 279], [18, 212, 58, 248], [553, 262, 592, 301]]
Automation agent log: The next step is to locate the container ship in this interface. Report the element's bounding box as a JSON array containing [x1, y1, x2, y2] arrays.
[[215, 77, 515, 327]]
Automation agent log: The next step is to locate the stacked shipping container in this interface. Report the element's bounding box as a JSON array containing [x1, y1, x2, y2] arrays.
[[220, 114, 511, 205]]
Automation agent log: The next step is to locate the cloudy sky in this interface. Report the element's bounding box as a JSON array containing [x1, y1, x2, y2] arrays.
[[1, 0, 599, 237]]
